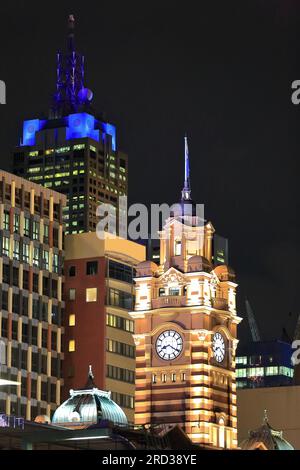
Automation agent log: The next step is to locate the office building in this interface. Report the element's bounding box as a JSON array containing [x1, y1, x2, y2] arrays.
[[236, 340, 294, 389], [0, 170, 66, 420], [63, 231, 145, 423], [13, 15, 128, 235]]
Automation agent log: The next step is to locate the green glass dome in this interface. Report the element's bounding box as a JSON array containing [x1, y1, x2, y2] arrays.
[[52, 388, 128, 427], [240, 411, 294, 451]]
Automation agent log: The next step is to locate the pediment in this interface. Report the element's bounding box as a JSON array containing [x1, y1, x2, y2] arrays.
[[158, 267, 186, 286]]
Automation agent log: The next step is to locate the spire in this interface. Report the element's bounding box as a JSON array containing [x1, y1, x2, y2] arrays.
[[263, 409, 268, 424], [84, 364, 96, 389], [181, 134, 192, 201], [51, 15, 93, 117]]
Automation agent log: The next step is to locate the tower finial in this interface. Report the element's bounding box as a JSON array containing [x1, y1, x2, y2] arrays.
[[88, 364, 94, 380], [263, 409, 268, 423], [181, 134, 192, 201], [68, 14, 75, 52]]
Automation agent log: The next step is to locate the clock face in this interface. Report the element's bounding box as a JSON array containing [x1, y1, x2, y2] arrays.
[[156, 330, 183, 361], [212, 332, 226, 363]]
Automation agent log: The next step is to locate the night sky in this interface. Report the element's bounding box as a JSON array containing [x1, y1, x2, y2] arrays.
[[0, 1, 300, 344]]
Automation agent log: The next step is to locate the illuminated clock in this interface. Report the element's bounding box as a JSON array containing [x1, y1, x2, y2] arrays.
[[212, 332, 225, 363], [156, 330, 183, 361]]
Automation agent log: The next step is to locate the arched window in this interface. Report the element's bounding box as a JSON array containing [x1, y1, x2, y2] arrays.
[[219, 417, 225, 448]]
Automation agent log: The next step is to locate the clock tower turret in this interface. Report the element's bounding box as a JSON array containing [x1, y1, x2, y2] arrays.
[[130, 138, 242, 449]]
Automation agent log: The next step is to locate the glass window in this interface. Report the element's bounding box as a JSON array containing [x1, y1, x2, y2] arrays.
[[42, 250, 49, 270], [86, 287, 97, 302], [169, 287, 180, 296], [24, 217, 30, 237], [265, 366, 279, 376], [53, 253, 59, 274], [13, 214, 20, 233], [13, 239, 20, 260], [69, 288, 76, 300], [69, 340, 75, 352], [108, 260, 133, 283], [32, 221, 39, 240], [2, 237, 10, 257], [69, 314, 75, 326], [3, 211, 10, 230], [86, 261, 98, 275], [23, 242, 29, 263], [159, 288, 166, 297], [108, 288, 133, 310], [33, 246, 40, 267], [43, 224, 49, 244], [174, 240, 182, 256], [69, 266, 76, 277], [236, 368, 247, 378]]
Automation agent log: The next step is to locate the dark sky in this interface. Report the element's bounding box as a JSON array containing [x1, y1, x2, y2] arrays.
[[0, 1, 300, 344]]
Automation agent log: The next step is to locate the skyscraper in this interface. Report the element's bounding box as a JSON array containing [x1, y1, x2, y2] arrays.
[[0, 170, 66, 421], [13, 15, 128, 235], [130, 138, 242, 448]]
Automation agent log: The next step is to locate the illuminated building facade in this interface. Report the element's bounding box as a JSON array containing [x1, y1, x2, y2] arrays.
[[63, 232, 145, 423], [13, 16, 128, 235], [130, 138, 242, 448], [236, 340, 294, 389], [0, 170, 66, 420]]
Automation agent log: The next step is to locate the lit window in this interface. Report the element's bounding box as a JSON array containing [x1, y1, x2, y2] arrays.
[[181, 372, 186, 382], [265, 366, 279, 376], [161, 374, 167, 383], [236, 368, 247, 378], [2, 237, 10, 257], [219, 418, 225, 448], [69, 288, 76, 300], [33, 246, 39, 267], [171, 373, 176, 382], [42, 250, 49, 270], [236, 356, 247, 365], [13, 214, 20, 233], [69, 314, 75, 326], [152, 374, 156, 384], [175, 239, 182, 256], [13, 240, 20, 260], [24, 217, 30, 237], [68, 340, 75, 352], [3, 211, 10, 230], [86, 288, 97, 302]]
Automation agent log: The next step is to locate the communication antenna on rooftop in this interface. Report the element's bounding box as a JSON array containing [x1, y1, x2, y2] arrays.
[[245, 299, 261, 342]]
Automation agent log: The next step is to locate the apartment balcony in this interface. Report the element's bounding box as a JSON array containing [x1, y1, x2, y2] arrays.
[[152, 295, 186, 309], [211, 297, 228, 310]]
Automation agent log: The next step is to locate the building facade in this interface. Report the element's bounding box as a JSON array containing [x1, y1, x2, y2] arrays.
[[0, 170, 66, 420], [236, 340, 294, 389], [13, 16, 128, 235], [63, 232, 145, 423], [130, 138, 242, 448]]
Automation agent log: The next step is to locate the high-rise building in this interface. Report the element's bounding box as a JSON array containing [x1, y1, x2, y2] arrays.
[[130, 137, 242, 448], [13, 15, 128, 235], [0, 170, 66, 421], [236, 340, 294, 389], [63, 232, 145, 423]]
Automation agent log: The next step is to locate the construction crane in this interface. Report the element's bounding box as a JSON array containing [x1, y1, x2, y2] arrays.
[[294, 314, 300, 341], [245, 299, 261, 342]]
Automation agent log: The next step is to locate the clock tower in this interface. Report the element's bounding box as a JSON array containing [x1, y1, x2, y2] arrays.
[[130, 138, 242, 448]]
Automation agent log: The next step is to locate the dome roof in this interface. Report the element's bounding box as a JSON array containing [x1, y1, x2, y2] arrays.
[[187, 255, 212, 273], [240, 412, 294, 451], [52, 388, 128, 427], [213, 264, 235, 281], [136, 260, 158, 277]]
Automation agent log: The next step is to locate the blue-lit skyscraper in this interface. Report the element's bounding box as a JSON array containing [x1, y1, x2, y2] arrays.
[[13, 15, 128, 234]]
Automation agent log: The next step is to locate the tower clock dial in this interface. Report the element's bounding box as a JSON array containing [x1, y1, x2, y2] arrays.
[[212, 332, 225, 363], [156, 330, 183, 361]]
